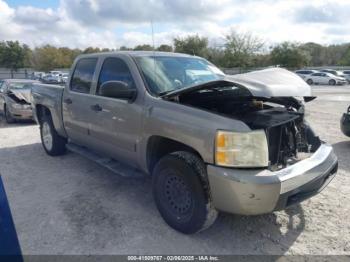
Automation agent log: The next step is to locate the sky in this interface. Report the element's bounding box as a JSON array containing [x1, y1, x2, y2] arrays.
[[1, 0, 350, 49]]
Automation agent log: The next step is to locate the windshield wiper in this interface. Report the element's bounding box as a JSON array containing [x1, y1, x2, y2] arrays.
[[158, 90, 174, 96]]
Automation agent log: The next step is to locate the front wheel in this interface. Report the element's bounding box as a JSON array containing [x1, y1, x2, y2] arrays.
[[40, 114, 67, 156], [152, 151, 218, 234], [329, 79, 336, 86], [306, 79, 313, 85]]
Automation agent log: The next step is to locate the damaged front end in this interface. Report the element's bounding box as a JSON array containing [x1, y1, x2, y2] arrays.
[[5, 90, 33, 119], [162, 70, 321, 170]]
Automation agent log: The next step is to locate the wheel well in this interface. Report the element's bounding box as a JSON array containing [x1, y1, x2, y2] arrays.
[[146, 136, 202, 174], [36, 105, 51, 125]]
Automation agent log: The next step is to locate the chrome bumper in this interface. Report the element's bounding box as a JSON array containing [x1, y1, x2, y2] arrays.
[[207, 144, 338, 215]]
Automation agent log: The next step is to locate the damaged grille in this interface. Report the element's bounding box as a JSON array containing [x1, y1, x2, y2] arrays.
[[240, 107, 321, 169]]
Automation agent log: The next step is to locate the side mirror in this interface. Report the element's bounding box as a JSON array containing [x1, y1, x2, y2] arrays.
[[99, 81, 137, 101]]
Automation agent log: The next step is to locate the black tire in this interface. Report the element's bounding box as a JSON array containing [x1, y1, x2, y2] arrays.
[[152, 151, 218, 234], [4, 105, 15, 124], [329, 79, 336, 86], [306, 79, 313, 85], [40, 114, 67, 156]]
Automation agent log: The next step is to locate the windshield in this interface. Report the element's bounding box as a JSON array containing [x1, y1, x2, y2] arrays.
[[8, 82, 31, 90], [135, 56, 225, 95]]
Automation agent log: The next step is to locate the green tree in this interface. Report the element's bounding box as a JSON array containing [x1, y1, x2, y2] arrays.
[[157, 44, 173, 52], [206, 47, 226, 67], [338, 46, 350, 66], [83, 47, 101, 54], [173, 35, 208, 57], [119, 46, 133, 51], [133, 44, 154, 51], [0, 41, 29, 69], [224, 30, 264, 68], [270, 42, 310, 69]]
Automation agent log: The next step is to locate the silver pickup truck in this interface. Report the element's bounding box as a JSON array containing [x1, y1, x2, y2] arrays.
[[31, 51, 338, 234]]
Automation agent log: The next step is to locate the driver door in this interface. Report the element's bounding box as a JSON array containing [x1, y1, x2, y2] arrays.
[[87, 56, 143, 167]]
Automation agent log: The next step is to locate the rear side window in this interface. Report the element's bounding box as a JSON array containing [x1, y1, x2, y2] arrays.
[[97, 57, 136, 94], [70, 58, 97, 93]]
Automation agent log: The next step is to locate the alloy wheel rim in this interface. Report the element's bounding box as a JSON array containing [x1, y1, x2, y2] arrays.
[[42, 122, 53, 151]]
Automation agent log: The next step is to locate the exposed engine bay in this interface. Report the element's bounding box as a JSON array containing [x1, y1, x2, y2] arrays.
[[166, 83, 321, 170]]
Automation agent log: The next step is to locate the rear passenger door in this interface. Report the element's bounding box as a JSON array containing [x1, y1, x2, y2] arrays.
[[319, 73, 329, 84], [87, 56, 143, 166], [62, 57, 98, 146]]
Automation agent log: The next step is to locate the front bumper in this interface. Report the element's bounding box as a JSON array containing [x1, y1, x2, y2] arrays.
[[207, 144, 338, 215], [336, 80, 347, 85], [8, 106, 33, 120]]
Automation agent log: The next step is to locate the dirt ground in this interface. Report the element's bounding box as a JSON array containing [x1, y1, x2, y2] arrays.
[[0, 85, 349, 255]]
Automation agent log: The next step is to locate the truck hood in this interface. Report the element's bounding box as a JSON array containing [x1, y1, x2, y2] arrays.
[[8, 89, 32, 103], [162, 68, 312, 99]]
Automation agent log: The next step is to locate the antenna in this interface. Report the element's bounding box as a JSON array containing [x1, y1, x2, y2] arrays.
[[150, 18, 158, 88], [151, 19, 155, 51]]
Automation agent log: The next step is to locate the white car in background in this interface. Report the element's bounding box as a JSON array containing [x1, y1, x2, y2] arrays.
[[295, 69, 319, 80], [320, 69, 346, 78], [61, 73, 69, 83], [305, 72, 347, 86], [342, 70, 350, 83]]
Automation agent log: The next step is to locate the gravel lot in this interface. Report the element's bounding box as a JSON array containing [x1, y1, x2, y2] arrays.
[[0, 85, 350, 255]]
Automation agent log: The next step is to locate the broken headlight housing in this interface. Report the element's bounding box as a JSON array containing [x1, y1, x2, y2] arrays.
[[215, 130, 269, 168]]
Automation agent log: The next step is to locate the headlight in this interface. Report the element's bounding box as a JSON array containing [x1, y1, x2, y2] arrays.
[[215, 130, 269, 167], [11, 103, 31, 109]]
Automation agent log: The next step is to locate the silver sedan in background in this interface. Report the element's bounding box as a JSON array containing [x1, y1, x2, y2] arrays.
[[305, 72, 347, 86], [0, 79, 39, 123]]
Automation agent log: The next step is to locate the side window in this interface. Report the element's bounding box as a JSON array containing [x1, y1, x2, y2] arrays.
[[97, 57, 136, 95], [70, 58, 97, 94]]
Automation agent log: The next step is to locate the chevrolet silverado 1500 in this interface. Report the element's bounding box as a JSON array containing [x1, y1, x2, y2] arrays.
[[31, 51, 338, 234]]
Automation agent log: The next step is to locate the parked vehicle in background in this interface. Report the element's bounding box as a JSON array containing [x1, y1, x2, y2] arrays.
[[295, 69, 318, 80], [49, 71, 63, 76], [31, 52, 338, 234], [341, 105, 350, 137], [342, 70, 350, 83], [306, 72, 347, 85], [31, 72, 46, 80], [0, 79, 39, 123], [61, 73, 69, 83], [42, 73, 63, 84], [320, 69, 346, 78]]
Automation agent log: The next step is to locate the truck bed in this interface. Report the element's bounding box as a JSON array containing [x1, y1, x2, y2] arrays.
[[31, 83, 66, 136]]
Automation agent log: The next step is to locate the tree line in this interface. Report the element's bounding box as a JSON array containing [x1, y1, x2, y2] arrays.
[[1, 30, 350, 72]]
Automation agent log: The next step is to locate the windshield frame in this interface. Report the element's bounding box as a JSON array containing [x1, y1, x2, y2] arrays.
[[132, 55, 225, 97]]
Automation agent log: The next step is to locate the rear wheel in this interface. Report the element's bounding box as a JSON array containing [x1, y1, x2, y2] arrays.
[[4, 105, 15, 124], [306, 79, 313, 85], [329, 79, 336, 86], [152, 151, 218, 234], [40, 114, 67, 156]]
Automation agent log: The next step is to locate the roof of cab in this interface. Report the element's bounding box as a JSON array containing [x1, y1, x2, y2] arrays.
[[76, 51, 196, 59]]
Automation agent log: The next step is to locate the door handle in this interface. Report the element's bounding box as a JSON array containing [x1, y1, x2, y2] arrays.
[[64, 98, 72, 104], [91, 104, 102, 112]]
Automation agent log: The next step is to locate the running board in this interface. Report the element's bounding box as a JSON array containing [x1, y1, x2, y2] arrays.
[[66, 143, 146, 178]]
